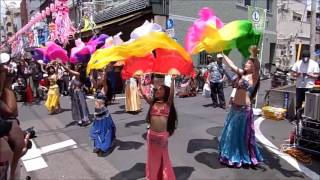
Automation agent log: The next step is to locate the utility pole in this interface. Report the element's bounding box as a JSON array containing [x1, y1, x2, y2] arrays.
[[310, 0, 317, 59]]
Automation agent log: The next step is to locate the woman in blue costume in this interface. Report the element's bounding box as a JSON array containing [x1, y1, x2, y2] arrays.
[[90, 68, 116, 156], [219, 46, 263, 167], [60, 63, 90, 126]]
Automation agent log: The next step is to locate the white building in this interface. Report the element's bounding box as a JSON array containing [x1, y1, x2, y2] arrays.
[[276, 0, 320, 70]]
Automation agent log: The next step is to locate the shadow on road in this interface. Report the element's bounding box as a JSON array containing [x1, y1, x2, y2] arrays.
[[142, 132, 147, 140], [65, 121, 78, 128], [110, 163, 195, 180], [188, 126, 307, 178], [112, 110, 126, 115], [202, 103, 213, 108], [187, 137, 219, 153], [206, 126, 223, 137], [114, 139, 144, 151], [194, 152, 224, 169], [125, 120, 146, 128], [119, 105, 125, 109]]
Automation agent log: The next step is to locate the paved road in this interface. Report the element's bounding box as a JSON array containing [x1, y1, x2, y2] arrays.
[[17, 81, 318, 180]]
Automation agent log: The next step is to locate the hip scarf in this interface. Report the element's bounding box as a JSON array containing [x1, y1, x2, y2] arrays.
[[146, 130, 176, 180]]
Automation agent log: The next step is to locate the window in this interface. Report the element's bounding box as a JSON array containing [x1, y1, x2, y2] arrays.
[[293, 12, 302, 21], [244, 0, 251, 6], [237, 0, 251, 6]]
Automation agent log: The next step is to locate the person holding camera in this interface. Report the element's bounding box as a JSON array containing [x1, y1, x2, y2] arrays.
[[291, 50, 320, 112]]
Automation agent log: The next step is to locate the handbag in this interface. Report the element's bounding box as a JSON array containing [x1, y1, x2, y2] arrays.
[[202, 83, 211, 98]]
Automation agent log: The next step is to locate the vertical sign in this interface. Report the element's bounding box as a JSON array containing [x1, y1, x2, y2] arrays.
[[166, 18, 175, 38], [248, 6, 266, 32], [248, 6, 267, 109]]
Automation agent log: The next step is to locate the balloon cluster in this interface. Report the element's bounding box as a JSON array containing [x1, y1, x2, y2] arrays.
[[6, 0, 75, 47]]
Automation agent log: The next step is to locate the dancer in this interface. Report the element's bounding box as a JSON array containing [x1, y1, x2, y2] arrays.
[[0, 53, 30, 179], [125, 77, 141, 113], [139, 75, 177, 180], [90, 68, 116, 156], [44, 64, 61, 114], [218, 46, 263, 167], [60, 63, 90, 126]]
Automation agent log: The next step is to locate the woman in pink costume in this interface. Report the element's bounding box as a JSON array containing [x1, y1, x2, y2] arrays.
[[139, 76, 177, 180]]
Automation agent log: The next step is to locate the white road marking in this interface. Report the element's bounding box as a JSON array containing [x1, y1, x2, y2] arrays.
[[87, 96, 126, 100], [254, 117, 319, 180], [21, 140, 48, 172], [39, 139, 77, 154], [21, 139, 78, 172]]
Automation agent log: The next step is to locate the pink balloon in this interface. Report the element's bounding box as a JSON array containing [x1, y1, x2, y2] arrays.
[[50, 3, 55, 12], [46, 7, 51, 15]]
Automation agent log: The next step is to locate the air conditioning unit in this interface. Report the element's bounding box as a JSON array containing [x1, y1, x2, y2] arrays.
[[304, 92, 320, 121]]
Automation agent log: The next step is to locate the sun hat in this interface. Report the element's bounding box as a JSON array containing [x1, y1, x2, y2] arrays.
[[0, 53, 10, 64]]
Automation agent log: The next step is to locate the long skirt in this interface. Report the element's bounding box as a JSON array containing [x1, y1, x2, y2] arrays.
[[45, 85, 60, 113], [125, 80, 141, 112], [90, 114, 116, 152], [146, 130, 176, 180], [219, 104, 263, 167], [71, 89, 89, 122]]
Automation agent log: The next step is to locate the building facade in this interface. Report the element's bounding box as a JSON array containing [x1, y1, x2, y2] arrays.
[[276, 0, 320, 70], [3, 2, 21, 37], [170, 0, 277, 69]]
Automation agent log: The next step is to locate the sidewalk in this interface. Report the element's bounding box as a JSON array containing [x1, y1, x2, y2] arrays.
[[259, 117, 320, 176]]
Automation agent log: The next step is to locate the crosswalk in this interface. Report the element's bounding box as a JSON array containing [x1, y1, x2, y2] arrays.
[[21, 139, 77, 172]]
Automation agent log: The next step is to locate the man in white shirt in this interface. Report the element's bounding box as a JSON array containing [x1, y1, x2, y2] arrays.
[[291, 50, 320, 111]]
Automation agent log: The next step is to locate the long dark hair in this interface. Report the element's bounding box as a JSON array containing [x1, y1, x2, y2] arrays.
[[146, 85, 178, 136], [77, 64, 87, 84], [244, 58, 260, 101], [47, 65, 55, 75], [105, 78, 114, 105]]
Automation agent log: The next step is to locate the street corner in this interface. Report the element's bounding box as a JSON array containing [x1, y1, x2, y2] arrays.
[[254, 116, 320, 180]]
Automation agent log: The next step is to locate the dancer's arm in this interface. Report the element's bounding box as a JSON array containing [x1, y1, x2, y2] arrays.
[[41, 63, 47, 73], [0, 67, 18, 117], [167, 75, 176, 107], [60, 63, 80, 77], [222, 54, 244, 76]]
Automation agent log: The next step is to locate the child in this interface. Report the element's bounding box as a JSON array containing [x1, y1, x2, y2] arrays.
[[90, 91, 116, 157], [139, 76, 178, 180]]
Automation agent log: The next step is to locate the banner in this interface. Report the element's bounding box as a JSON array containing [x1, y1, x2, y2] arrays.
[[248, 6, 266, 32]]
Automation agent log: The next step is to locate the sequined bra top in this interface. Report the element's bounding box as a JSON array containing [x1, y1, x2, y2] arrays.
[[150, 103, 170, 117], [237, 79, 255, 96]]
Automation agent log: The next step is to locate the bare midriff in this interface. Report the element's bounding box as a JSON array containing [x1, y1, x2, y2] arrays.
[[150, 116, 168, 132], [233, 89, 251, 106]]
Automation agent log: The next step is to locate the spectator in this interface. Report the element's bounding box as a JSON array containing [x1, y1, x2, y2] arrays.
[[206, 54, 226, 109], [291, 50, 320, 111]]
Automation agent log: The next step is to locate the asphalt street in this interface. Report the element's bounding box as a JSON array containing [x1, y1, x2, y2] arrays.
[[17, 80, 319, 180]]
